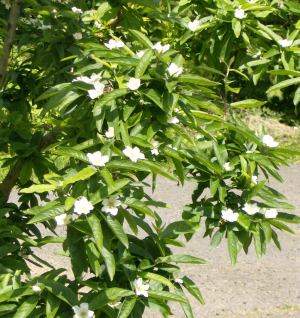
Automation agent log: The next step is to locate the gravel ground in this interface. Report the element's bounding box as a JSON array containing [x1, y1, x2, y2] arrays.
[[9, 165, 300, 317]]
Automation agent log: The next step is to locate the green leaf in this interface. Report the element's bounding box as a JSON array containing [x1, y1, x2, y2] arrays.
[[40, 89, 82, 117], [87, 213, 103, 251], [42, 279, 78, 306], [232, 18, 241, 38], [183, 276, 205, 305], [177, 74, 220, 86], [63, 167, 97, 186], [13, 296, 39, 318], [102, 239, 116, 281], [36, 83, 71, 102], [174, 285, 194, 317], [1, 259, 30, 271], [135, 49, 153, 78], [90, 179, 130, 205], [120, 122, 132, 148], [209, 227, 225, 251], [161, 221, 201, 239], [276, 212, 300, 224], [0, 244, 19, 257], [93, 89, 129, 116], [105, 160, 151, 172], [253, 227, 262, 260], [53, 147, 89, 163], [141, 297, 173, 315], [230, 99, 266, 108], [142, 89, 169, 113], [122, 0, 157, 11], [260, 221, 272, 244], [210, 176, 220, 196], [100, 167, 116, 189], [156, 254, 208, 264], [20, 184, 57, 194], [227, 229, 238, 268], [128, 29, 153, 49], [121, 197, 157, 219], [172, 157, 185, 186], [88, 288, 134, 310], [0, 288, 34, 303], [117, 297, 136, 318], [247, 180, 267, 201], [140, 160, 177, 181], [147, 290, 188, 305], [268, 220, 295, 234], [266, 78, 300, 93], [138, 272, 174, 288], [102, 213, 129, 249], [28, 206, 65, 224], [120, 208, 138, 235], [20, 161, 33, 185]]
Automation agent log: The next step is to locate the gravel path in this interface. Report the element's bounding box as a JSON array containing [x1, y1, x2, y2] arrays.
[[9, 165, 300, 317]]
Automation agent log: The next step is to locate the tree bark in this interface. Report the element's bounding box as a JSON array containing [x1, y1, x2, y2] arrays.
[[0, 0, 22, 89], [0, 131, 58, 204]]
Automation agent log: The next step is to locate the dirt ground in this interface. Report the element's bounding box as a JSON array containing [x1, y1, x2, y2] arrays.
[[9, 165, 300, 317]]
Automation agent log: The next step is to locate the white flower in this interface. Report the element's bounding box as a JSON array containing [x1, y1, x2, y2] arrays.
[[264, 208, 278, 218], [167, 63, 183, 77], [32, 285, 41, 293], [247, 0, 258, 3], [89, 73, 102, 84], [150, 139, 159, 155], [74, 197, 94, 215], [136, 50, 145, 58], [278, 39, 293, 47], [73, 32, 82, 40], [108, 297, 122, 310], [234, 8, 247, 19], [123, 146, 145, 162], [196, 135, 203, 139], [99, 264, 106, 276], [134, 278, 149, 297], [72, 76, 91, 83], [38, 25, 52, 30], [221, 208, 239, 222], [94, 21, 102, 28], [104, 39, 124, 49], [223, 162, 233, 171], [87, 151, 109, 166], [246, 150, 253, 153], [188, 20, 200, 32], [125, 42, 132, 48], [294, 126, 298, 130], [105, 127, 115, 138], [252, 51, 261, 58], [152, 42, 170, 54], [242, 203, 260, 215], [251, 175, 258, 184], [88, 82, 105, 99], [72, 303, 94, 318], [127, 77, 141, 90], [72, 7, 82, 14], [102, 195, 121, 216], [167, 116, 179, 124], [262, 135, 278, 147], [173, 271, 185, 284], [168, 145, 177, 150], [55, 213, 72, 225], [1, 0, 11, 10], [174, 108, 179, 112]]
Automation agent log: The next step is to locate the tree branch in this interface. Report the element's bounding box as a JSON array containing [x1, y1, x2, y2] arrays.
[[0, 0, 22, 89], [0, 130, 58, 204]]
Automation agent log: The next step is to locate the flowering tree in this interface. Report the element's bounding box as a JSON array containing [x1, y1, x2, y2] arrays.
[[1, 0, 300, 317]]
